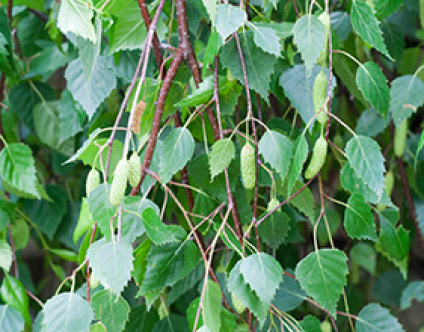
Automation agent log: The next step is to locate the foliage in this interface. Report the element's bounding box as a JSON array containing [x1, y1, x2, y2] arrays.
[[0, 0, 424, 331]]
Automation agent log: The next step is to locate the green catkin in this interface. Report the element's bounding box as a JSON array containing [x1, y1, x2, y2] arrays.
[[317, 12, 330, 67], [231, 292, 245, 314], [313, 70, 328, 125], [86, 168, 100, 196], [128, 153, 141, 187], [241, 143, 255, 190], [110, 159, 129, 206], [304, 136, 328, 179], [394, 119, 408, 158]]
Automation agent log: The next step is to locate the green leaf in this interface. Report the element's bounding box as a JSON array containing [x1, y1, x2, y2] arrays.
[[140, 241, 201, 302], [44, 293, 93, 332], [258, 210, 290, 249], [390, 75, 424, 126], [273, 269, 306, 312], [287, 134, 308, 195], [340, 162, 380, 204], [202, 0, 217, 22], [227, 261, 269, 322], [121, 197, 158, 244], [0, 305, 24, 332], [356, 62, 390, 118], [333, 54, 367, 107], [124, 305, 159, 332], [57, 0, 96, 42], [73, 197, 93, 243], [293, 15, 326, 72], [159, 127, 195, 184], [33, 101, 75, 156], [203, 280, 222, 332], [87, 183, 116, 239], [299, 315, 321, 331], [65, 56, 116, 119], [63, 127, 102, 165], [141, 207, 186, 245], [214, 4, 247, 41], [259, 130, 293, 180], [108, 0, 148, 54], [350, 243, 376, 275], [252, 26, 281, 56], [345, 135, 385, 198], [92, 290, 130, 332], [59, 89, 86, 143], [400, 281, 424, 310], [0, 240, 12, 272], [279, 65, 336, 127], [295, 249, 348, 315], [0, 274, 30, 325], [374, 0, 402, 20], [88, 240, 134, 294], [0, 143, 39, 198], [240, 253, 283, 305], [220, 31, 276, 100], [355, 303, 404, 332], [23, 185, 68, 239], [279, 180, 316, 222], [25, 46, 69, 79], [167, 263, 203, 305], [344, 194, 377, 241], [350, 1, 391, 59], [376, 208, 409, 278], [209, 139, 236, 180]]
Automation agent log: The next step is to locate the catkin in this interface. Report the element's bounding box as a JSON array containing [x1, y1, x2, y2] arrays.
[[131, 101, 146, 134]]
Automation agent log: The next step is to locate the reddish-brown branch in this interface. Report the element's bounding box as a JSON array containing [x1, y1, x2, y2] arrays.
[[131, 49, 184, 195], [137, 0, 164, 77]]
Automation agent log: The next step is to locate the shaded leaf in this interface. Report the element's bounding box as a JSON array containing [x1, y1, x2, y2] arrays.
[[400, 281, 424, 310], [221, 31, 276, 101], [273, 269, 306, 312], [355, 303, 404, 332], [258, 210, 290, 249], [0, 274, 30, 325], [279, 65, 336, 127]]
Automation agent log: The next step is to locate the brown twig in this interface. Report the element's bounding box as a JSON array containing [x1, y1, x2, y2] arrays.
[[137, 0, 164, 78]]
